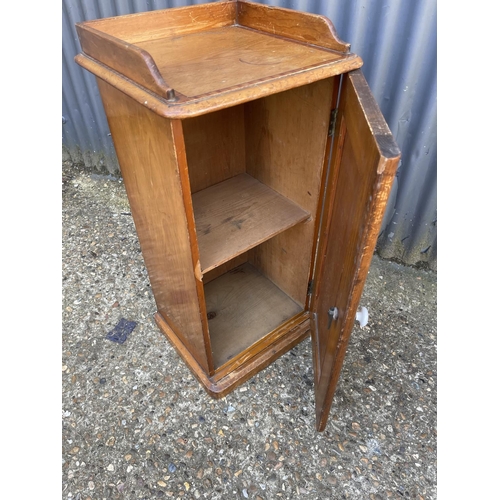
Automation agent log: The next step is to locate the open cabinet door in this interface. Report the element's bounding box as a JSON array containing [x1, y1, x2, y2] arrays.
[[311, 70, 401, 431]]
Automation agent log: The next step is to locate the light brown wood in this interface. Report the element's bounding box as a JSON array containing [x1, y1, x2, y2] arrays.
[[237, 0, 351, 53], [245, 79, 332, 212], [204, 263, 302, 368], [245, 78, 333, 304], [87, 1, 237, 43], [170, 119, 215, 375], [96, 80, 212, 373], [74, 1, 363, 119], [192, 173, 310, 274], [76, 24, 175, 100], [202, 253, 248, 285], [311, 70, 401, 432], [155, 311, 310, 398], [212, 311, 307, 380], [75, 51, 361, 119], [136, 26, 346, 98], [305, 75, 342, 311], [183, 105, 246, 194]]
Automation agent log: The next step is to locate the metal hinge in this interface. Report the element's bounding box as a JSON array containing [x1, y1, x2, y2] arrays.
[[328, 108, 338, 137], [307, 279, 314, 296]]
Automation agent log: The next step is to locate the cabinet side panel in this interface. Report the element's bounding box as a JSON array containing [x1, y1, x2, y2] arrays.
[[245, 78, 334, 305], [182, 105, 246, 194], [97, 80, 210, 373]]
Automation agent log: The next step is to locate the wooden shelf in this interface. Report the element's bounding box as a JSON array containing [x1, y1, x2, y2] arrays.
[[204, 263, 303, 368], [192, 173, 310, 274]]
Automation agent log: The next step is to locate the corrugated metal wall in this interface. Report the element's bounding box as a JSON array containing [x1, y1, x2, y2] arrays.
[[62, 0, 437, 270]]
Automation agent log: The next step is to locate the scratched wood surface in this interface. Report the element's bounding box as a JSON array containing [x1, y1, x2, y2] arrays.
[[311, 70, 401, 431], [170, 118, 215, 375], [204, 263, 302, 368], [135, 26, 344, 98], [192, 173, 310, 274]]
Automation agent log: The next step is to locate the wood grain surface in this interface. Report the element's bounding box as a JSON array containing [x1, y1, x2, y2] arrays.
[[75, 51, 362, 119], [96, 80, 212, 373], [183, 105, 246, 194], [75, 2, 402, 435], [202, 253, 248, 286], [311, 70, 401, 431], [192, 173, 310, 274], [76, 24, 174, 99], [204, 263, 302, 368], [87, 1, 237, 43], [237, 0, 351, 53], [75, 0, 363, 118], [155, 310, 310, 398], [136, 26, 344, 98], [245, 78, 334, 304]]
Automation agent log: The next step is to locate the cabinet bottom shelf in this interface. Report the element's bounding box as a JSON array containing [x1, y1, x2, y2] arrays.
[[155, 262, 311, 397], [205, 263, 303, 369], [155, 310, 310, 399]]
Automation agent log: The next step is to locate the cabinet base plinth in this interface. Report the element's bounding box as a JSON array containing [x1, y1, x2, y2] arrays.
[[155, 312, 310, 398]]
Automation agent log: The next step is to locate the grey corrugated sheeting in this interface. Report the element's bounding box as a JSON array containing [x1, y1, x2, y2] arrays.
[[62, 0, 436, 270]]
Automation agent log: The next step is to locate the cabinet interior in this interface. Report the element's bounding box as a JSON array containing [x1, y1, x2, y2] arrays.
[[183, 79, 334, 369]]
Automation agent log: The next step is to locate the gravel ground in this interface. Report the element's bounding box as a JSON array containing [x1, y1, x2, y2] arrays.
[[62, 160, 437, 500]]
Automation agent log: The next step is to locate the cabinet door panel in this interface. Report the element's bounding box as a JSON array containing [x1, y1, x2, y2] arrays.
[[311, 70, 401, 431]]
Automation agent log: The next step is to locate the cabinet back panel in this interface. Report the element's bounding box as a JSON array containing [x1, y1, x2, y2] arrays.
[[183, 104, 246, 194], [203, 252, 249, 285], [245, 78, 334, 304], [248, 221, 314, 305]]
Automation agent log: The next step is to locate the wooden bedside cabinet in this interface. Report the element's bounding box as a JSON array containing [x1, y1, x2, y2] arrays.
[[75, 0, 400, 431]]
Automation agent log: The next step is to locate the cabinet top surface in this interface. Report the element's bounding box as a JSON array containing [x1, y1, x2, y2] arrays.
[[75, 1, 363, 117], [136, 26, 344, 98]]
